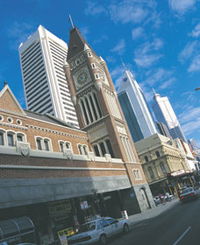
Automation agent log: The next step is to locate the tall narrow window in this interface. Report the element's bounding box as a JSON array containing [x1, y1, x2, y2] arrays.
[[85, 97, 93, 123], [66, 142, 71, 149], [105, 139, 114, 157], [7, 133, 14, 146], [89, 94, 98, 120], [93, 144, 100, 156], [78, 145, 83, 155], [155, 151, 160, 158], [0, 131, 4, 145], [81, 100, 89, 125], [93, 93, 102, 118], [36, 138, 42, 150], [60, 141, 64, 152], [160, 162, 167, 174], [83, 145, 88, 155], [44, 139, 50, 151], [99, 142, 106, 156], [148, 166, 155, 179]]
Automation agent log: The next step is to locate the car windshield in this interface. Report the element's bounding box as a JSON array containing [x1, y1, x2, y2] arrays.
[[78, 221, 96, 232], [180, 188, 193, 194]]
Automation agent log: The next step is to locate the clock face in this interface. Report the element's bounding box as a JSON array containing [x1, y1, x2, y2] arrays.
[[77, 72, 88, 85], [73, 66, 91, 89]]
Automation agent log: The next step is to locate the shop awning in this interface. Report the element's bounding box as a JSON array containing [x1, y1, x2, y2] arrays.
[[0, 216, 34, 240]]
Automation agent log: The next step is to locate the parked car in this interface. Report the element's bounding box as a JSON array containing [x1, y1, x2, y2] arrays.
[[67, 217, 129, 245], [179, 187, 198, 202]]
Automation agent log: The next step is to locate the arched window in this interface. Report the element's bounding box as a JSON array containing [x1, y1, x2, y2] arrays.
[[83, 145, 88, 155], [148, 166, 155, 179], [36, 137, 42, 150], [78, 145, 83, 155], [44, 139, 50, 151], [17, 133, 25, 142], [7, 132, 15, 147], [59, 141, 64, 152], [0, 130, 5, 145], [144, 156, 149, 162], [155, 151, 160, 158]]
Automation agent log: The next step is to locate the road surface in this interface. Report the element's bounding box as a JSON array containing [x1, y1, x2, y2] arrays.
[[110, 198, 200, 245]]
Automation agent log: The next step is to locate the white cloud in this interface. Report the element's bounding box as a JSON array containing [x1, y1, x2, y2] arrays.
[[179, 41, 199, 62], [168, 0, 196, 15], [180, 107, 200, 123], [132, 27, 144, 40], [84, 1, 107, 16], [7, 21, 35, 51], [179, 106, 200, 136], [159, 77, 176, 90], [188, 55, 200, 72], [134, 38, 163, 67], [142, 68, 176, 92], [191, 23, 200, 37], [110, 4, 147, 24], [108, 0, 158, 25], [111, 39, 126, 55]]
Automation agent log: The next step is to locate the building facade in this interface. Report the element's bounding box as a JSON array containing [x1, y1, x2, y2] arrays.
[[19, 25, 79, 128], [152, 92, 186, 142], [1, 25, 157, 244], [135, 134, 193, 196], [0, 84, 153, 244], [117, 70, 157, 142]]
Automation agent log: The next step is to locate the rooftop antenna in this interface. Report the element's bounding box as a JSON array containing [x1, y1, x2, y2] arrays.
[[152, 88, 159, 96], [120, 58, 128, 70], [69, 15, 75, 29]]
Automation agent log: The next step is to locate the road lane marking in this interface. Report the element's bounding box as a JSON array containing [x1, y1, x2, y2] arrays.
[[172, 226, 192, 245]]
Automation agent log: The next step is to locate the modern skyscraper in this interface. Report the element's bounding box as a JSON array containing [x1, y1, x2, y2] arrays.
[[19, 25, 79, 128], [117, 70, 157, 142], [152, 92, 186, 142]]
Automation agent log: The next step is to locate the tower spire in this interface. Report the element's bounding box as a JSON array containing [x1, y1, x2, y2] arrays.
[[69, 15, 75, 29]]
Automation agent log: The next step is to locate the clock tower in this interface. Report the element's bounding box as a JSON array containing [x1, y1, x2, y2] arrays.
[[64, 27, 155, 211]]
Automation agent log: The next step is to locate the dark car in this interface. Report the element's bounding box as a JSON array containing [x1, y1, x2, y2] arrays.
[[179, 187, 198, 202]]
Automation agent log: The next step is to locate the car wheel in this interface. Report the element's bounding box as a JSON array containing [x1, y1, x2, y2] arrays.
[[123, 223, 129, 233], [99, 234, 107, 245]]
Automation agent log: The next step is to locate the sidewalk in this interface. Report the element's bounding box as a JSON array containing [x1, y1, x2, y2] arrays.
[[128, 198, 179, 227]]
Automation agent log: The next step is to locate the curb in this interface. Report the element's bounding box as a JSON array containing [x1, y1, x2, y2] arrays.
[[128, 199, 179, 228]]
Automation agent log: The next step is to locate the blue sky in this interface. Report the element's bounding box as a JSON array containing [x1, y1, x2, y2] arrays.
[[1, 0, 200, 144]]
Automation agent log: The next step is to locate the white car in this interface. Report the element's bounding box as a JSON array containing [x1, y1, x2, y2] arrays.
[[67, 217, 129, 245]]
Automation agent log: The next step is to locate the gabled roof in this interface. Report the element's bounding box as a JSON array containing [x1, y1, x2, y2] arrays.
[[67, 27, 95, 60], [25, 110, 77, 129], [0, 84, 26, 115]]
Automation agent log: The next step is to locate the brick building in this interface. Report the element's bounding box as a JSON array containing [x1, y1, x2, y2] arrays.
[[0, 26, 155, 245]]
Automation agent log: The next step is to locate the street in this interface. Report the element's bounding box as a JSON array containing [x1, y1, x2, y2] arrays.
[[110, 198, 200, 245]]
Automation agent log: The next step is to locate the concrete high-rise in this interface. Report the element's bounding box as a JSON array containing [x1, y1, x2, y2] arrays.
[[117, 70, 157, 142], [19, 25, 79, 128], [152, 92, 186, 142]]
